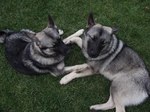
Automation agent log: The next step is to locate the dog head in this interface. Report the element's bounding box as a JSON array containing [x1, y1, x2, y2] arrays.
[[83, 13, 118, 59], [35, 15, 69, 57]]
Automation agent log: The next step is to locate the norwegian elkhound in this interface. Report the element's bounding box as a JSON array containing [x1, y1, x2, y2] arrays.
[[60, 13, 150, 112], [0, 15, 71, 76]]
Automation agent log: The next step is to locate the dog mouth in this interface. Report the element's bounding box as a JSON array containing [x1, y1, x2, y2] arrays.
[[38, 45, 69, 57], [34, 42, 54, 57], [35, 39, 69, 57]]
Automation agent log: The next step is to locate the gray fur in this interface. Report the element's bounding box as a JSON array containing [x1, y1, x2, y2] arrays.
[[60, 14, 150, 112], [0, 16, 69, 76]]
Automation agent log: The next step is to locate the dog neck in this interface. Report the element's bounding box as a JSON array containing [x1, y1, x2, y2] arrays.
[[82, 35, 124, 61], [29, 42, 64, 65]]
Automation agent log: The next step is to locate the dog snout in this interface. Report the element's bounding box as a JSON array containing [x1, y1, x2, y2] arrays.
[[55, 40, 69, 56], [88, 49, 99, 58]]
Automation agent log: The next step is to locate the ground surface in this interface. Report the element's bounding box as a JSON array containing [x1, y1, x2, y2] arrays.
[[0, 0, 150, 112]]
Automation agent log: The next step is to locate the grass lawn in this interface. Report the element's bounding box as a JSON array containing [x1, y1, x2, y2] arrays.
[[0, 0, 150, 112]]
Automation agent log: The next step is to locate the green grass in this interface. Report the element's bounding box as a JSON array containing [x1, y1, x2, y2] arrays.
[[0, 0, 150, 112]]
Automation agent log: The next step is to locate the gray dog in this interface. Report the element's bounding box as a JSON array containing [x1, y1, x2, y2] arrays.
[[0, 15, 75, 76], [0, 15, 84, 76], [60, 14, 150, 112]]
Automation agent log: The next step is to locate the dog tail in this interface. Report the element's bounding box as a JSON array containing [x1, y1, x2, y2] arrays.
[[0, 29, 14, 43]]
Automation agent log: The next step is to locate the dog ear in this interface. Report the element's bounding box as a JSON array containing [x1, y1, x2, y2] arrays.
[[112, 27, 118, 34], [88, 13, 95, 27], [48, 15, 55, 28]]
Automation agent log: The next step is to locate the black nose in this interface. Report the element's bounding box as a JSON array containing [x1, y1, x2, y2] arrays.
[[55, 40, 70, 56]]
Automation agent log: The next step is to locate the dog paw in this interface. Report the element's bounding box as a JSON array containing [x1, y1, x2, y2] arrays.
[[60, 76, 71, 85], [60, 73, 75, 85], [60, 79, 67, 85], [74, 29, 84, 36], [63, 37, 72, 45], [90, 105, 100, 111], [63, 36, 77, 45]]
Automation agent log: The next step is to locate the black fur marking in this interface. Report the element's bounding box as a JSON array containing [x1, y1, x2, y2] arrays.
[[54, 39, 69, 56], [87, 36, 106, 58], [88, 13, 95, 27], [0, 31, 6, 35]]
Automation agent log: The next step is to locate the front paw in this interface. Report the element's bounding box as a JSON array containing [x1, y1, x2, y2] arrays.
[[90, 105, 100, 111], [63, 37, 75, 44], [60, 76, 72, 85], [60, 73, 75, 85], [74, 29, 84, 36]]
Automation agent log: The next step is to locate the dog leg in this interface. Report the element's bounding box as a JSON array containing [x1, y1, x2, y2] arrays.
[[110, 85, 126, 112], [63, 29, 84, 48], [63, 36, 82, 48], [115, 101, 125, 112], [90, 94, 115, 111], [66, 29, 84, 38], [64, 63, 88, 74], [112, 92, 126, 112], [60, 64, 93, 85]]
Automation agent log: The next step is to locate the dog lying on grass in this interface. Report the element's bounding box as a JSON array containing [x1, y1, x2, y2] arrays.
[[0, 15, 66, 76], [0, 15, 84, 76], [60, 13, 150, 112]]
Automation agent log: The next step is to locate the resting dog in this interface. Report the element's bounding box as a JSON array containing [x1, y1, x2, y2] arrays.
[[0, 15, 73, 76], [60, 14, 150, 112]]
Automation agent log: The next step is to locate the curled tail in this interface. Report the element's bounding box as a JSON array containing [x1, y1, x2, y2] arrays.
[[0, 29, 14, 43]]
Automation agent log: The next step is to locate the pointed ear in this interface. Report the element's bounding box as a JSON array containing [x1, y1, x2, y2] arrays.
[[88, 13, 95, 27], [112, 27, 118, 34], [48, 15, 55, 28]]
